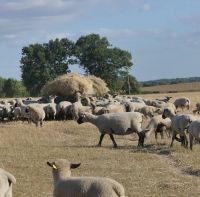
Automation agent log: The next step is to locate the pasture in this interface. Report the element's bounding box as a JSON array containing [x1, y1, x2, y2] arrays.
[[1, 92, 200, 197]]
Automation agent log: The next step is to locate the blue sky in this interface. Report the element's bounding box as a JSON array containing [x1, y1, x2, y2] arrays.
[[0, 0, 200, 81]]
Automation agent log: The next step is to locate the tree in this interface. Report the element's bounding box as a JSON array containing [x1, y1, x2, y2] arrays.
[[75, 34, 133, 92], [3, 78, 28, 97], [121, 74, 141, 94], [20, 38, 75, 96]]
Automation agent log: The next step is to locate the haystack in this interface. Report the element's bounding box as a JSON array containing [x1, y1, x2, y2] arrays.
[[41, 73, 109, 99]]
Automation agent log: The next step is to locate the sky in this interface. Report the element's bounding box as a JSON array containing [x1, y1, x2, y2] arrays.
[[0, 0, 200, 81]]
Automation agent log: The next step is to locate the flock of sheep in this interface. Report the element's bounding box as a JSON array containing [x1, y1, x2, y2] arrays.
[[0, 92, 200, 196]]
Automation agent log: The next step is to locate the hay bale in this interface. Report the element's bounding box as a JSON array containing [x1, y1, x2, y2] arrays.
[[41, 73, 109, 99]]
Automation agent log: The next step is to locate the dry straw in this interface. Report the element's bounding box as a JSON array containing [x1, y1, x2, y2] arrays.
[[41, 73, 109, 98]]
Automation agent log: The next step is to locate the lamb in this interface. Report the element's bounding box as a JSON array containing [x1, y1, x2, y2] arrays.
[[47, 158, 125, 197], [162, 108, 195, 148], [193, 103, 200, 114], [187, 120, 200, 150], [145, 115, 171, 140], [0, 168, 16, 197], [174, 97, 190, 111], [26, 105, 45, 127], [77, 112, 148, 147]]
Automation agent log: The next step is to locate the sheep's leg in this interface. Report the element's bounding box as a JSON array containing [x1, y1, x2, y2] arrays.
[[170, 132, 176, 147], [97, 134, 105, 147], [155, 131, 158, 140], [189, 133, 193, 150], [183, 134, 188, 148], [160, 131, 164, 139], [109, 134, 118, 148], [40, 120, 43, 127]]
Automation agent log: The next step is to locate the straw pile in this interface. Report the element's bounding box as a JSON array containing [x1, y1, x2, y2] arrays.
[[41, 73, 109, 98]]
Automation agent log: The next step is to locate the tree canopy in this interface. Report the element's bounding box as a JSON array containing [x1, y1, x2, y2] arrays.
[[20, 38, 75, 96], [75, 34, 133, 91]]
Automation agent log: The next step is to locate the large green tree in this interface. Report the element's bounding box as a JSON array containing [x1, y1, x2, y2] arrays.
[[20, 38, 75, 96], [75, 34, 133, 92]]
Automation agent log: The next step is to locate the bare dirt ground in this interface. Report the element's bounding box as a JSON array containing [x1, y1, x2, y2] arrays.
[[1, 91, 200, 197]]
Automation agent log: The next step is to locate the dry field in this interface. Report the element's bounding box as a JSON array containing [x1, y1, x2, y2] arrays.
[[1, 92, 200, 197], [141, 82, 200, 93]]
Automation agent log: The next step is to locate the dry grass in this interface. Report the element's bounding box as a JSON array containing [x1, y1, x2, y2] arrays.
[[1, 91, 200, 197], [141, 82, 200, 93]]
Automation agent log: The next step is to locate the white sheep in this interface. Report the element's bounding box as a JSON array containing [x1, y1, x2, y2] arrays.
[[162, 108, 195, 148], [188, 120, 200, 150], [47, 159, 126, 197], [0, 168, 16, 197], [174, 97, 190, 111], [77, 112, 148, 147]]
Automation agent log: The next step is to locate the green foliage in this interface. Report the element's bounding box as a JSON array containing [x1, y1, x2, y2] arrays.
[[75, 34, 133, 91], [0, 78, 28, 98], [20, 38, 75, 96]]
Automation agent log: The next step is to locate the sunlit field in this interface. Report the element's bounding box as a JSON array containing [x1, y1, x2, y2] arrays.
[[1, 91, 200, 197]]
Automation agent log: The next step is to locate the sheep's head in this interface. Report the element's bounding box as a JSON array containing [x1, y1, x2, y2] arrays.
[[162, 108, 175, 119], [47, 159, 81, 171], [137, 129, 149, 147], [47, 159, 81, 180], [77, 113, 86, 124]]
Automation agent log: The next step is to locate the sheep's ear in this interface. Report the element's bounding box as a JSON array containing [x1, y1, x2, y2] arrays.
[[70, 163, 81, 169], [47, 162, 58, 170]]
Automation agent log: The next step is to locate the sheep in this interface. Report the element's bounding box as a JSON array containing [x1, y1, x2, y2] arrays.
[[0, 168, 16, 197], [77, 112, 148, 147], [193, 103, 200, 114], [145, 115, 171, 140], [25, 105, 45, 127], [56, 101, 72, 120], [156, 96, 172, 103], [47, 158, 125, 197], [102, 103, 127, 114], [162, 108, 195, 148], [174, 97, 190, 111], [187, 120, 200, 150], [155, 123, 168, 140], [125, 102, 146, 112], [136, 106, 162, 119]]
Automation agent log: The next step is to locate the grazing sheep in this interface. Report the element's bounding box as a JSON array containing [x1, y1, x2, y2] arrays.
[[77, 112, 148, 147], [26, 105, 45, 127], [193, 103, 200, 114], [56, 101, 72, 120], [188, 120, 200, 150], [125, 102, 146, 112], [156, 96, 172, 103], [136, 106, 162, 119], [174, 97, 190, 111], [155, 123, 168, 139], [145, 115, 171, 140], [47, 159, 125, 197], [162, 108, 194, 148], [0, 168, 16, 197]]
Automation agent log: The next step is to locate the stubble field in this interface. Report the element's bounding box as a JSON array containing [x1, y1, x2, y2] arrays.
[[1, 91, 200, 197]]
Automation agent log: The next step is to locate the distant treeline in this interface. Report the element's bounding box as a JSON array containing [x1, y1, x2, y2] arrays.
[[140, 77, 200, 87], [0, 77, 28, 98]]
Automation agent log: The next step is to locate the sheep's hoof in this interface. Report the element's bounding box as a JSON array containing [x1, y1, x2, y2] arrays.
[[113, 145, 118, 148]]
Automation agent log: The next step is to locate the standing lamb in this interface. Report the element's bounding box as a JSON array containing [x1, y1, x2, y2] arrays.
[[77, 112, 148, 147], [187, 120, 200, 150], [0, 168, 16, 197], [47, 158, 125, 197], [174, 97, 190, 111]]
